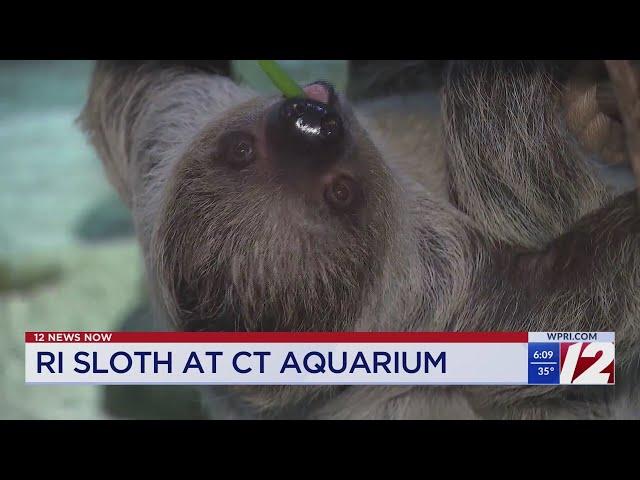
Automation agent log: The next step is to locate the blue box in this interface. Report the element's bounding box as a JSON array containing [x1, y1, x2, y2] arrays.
[[528, 342, 560, 384]]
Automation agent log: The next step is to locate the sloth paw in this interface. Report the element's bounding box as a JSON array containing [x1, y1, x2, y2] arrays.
[[562, 78, 628, 166]]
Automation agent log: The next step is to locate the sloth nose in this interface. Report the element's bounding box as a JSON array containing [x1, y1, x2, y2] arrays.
[[265, 82, 344, 165]]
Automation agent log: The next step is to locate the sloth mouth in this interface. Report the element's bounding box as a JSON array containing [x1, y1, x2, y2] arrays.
[[302, 81, 337, 105]]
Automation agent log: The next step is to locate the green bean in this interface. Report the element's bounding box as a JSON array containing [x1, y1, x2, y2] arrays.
[[257, 60, 305, 98]]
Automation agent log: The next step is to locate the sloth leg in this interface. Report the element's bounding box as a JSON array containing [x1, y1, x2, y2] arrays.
[[441, 60, 612, 249]]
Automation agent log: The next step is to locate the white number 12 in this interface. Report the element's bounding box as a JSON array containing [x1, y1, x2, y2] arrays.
[[560, 343, 614, 384]]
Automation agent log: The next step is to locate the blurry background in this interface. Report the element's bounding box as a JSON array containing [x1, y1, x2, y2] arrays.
[[0, 60, 350, 419]]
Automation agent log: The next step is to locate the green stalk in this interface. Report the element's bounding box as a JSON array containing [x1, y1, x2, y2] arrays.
[[257, 60, 305, 98]]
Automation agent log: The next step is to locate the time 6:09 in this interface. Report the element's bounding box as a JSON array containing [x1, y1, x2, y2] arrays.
[[533, 350, 554, 360]]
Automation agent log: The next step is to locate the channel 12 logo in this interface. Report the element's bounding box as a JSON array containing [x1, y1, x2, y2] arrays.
[[560, 342, 614, 384], [528, 342, 615, 384]]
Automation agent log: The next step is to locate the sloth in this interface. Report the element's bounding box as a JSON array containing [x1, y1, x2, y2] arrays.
[[79, 60, 640, 419]]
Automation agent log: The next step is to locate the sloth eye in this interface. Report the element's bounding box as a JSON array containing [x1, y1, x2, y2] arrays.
[[324, 175, 359, 210], [219, 132, 256, 169]]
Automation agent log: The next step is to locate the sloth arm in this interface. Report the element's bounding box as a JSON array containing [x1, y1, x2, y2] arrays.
[[440, 191, 639, 418], [78, 60, 252, 207], [441, 60, 613, 249], [439, 60, 640, 367], [436, 61, 640, 415], [462, 190, 640, 363]]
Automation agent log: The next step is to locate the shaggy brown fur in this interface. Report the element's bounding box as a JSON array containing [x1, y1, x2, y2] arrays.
[[79, 60, 640, 419]]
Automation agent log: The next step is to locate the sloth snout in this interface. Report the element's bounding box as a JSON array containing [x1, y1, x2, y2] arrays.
[[265, 81, 345, 166]]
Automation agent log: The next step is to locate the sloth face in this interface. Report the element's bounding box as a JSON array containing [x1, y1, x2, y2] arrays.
[[153, 82, 399, 332]]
